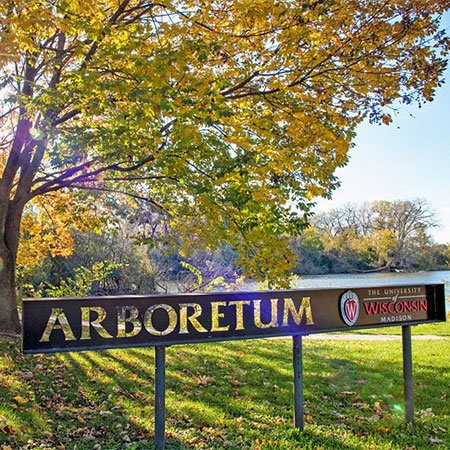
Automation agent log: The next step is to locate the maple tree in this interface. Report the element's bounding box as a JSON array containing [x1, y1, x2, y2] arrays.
[[0, 0, 449, 333]]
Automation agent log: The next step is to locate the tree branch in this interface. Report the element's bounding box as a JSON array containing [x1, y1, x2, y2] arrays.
[[0, 106, 19, 121], [30, 154, 156, 198], [220, 71, 260, 96], [51, 108, 81, 126], [103, 175, 178, 182], [69, 184, 166, 213], [80, 0, 132, 69]]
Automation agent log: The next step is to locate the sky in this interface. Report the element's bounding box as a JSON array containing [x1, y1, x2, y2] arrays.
[[315, 44, 450, 244]]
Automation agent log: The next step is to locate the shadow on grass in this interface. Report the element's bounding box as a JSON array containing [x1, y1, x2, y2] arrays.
[[1, 336, 449, 449]]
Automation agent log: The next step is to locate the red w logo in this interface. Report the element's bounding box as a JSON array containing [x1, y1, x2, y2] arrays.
[[345, 299, 357, 321], [339, 290, 360, 326]]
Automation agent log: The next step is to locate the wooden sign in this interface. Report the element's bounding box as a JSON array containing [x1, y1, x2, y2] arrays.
[[22, 283, 446, 354]]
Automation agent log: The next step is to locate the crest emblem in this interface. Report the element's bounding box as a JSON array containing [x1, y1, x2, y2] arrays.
[[339, 290, 360, 326]]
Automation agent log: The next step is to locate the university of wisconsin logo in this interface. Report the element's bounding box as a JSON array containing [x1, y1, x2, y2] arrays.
[[339, 290, 360, 326]]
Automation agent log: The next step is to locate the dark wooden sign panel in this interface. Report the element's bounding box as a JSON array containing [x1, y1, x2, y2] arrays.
[[22, 283, 446, 354]]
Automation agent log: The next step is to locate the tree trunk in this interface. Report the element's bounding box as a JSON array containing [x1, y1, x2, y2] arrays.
[[0, 243, 20, 334], [0, 201, 25, 335]]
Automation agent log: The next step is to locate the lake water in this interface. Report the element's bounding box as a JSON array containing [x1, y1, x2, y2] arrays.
[[244, 270, 450, 309], [160, 270, 450, 308], [290, 270, 450, 290]]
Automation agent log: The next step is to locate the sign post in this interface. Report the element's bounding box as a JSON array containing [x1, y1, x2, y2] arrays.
[[21, 283, 446, 448], [154, 346, 166, 450], [293, 335, 304, 430], [402, 325, 414, 424]]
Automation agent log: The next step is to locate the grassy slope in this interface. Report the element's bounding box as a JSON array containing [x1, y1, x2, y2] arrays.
[[1, 336, 449, 450]]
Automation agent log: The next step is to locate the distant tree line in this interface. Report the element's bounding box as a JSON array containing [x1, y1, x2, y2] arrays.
[[293, 199, 449, 275], [19, 199, 449, 297]]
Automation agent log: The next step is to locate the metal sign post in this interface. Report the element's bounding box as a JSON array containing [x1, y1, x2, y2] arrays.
[[154, 346, 166, 449], [293, 335, 304, 430], [402, 325, 414, 424]]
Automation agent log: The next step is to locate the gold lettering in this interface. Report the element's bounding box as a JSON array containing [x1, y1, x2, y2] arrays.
[[254, 299, 278, 329], [144, 304, 177, 336], [80, 307, 113, 339], [39, 308, 76, 342], [282, 297, 314, 326], [228, 301, 250, 330], [211, 301, 229, 332], [179, 303, 207, 334], [117, 306, 142, 338]]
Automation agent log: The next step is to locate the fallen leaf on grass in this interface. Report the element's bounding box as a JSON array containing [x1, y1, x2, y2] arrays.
[[374, 402, 383, 415], [13, 395, 28, 405], [195, 375, 215, 386], [186, 438, 208, 446], [355, 402, 371, 410], [0, 424, 15, 435], [421, 407, 434, 417], [21, 371, 34, 381]]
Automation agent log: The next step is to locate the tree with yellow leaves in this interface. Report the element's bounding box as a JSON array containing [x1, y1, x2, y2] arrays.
[[0, 0, 449, 333], [17, 191, 100, 272]]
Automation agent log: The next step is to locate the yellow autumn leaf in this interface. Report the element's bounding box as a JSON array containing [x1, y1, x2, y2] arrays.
[[13, 395, 28, 405]]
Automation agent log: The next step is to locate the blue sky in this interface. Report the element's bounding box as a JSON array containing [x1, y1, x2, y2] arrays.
[[315, 18, 450, 244]]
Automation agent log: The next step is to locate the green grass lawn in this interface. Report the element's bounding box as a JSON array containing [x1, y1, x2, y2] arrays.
[[1, 336, 449, 450], [346, 315, 449, 336]]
